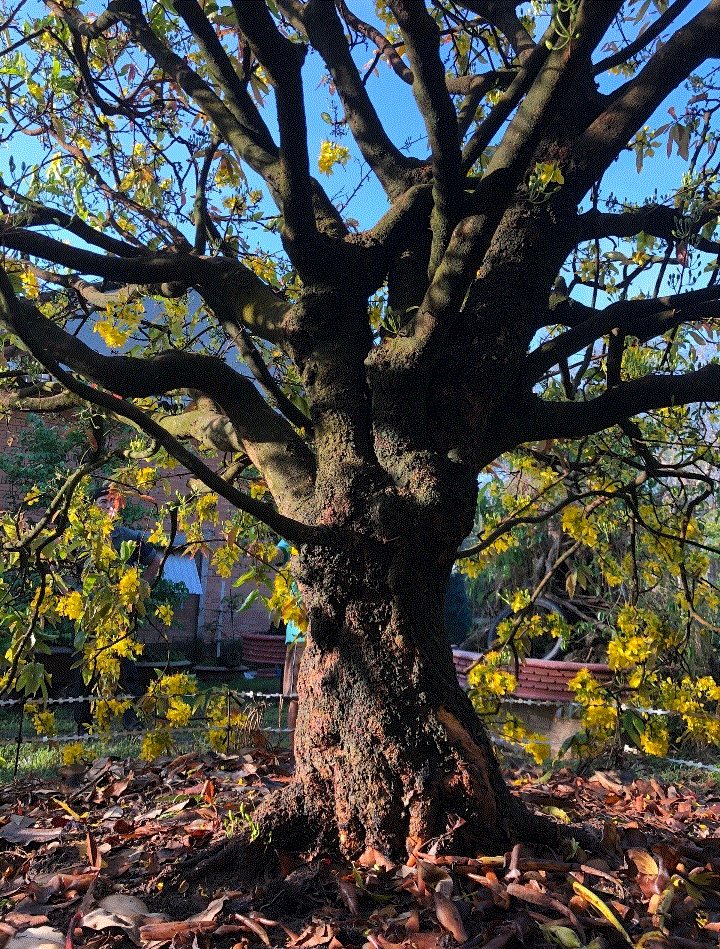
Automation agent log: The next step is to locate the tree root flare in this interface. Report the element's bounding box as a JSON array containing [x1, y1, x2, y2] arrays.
[[168, 781, 315, 889], [507, 793, 599, 855]]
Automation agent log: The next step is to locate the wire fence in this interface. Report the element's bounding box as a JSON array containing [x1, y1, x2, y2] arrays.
[[1, 684, 717, 779], [0, 686, 298, 780]]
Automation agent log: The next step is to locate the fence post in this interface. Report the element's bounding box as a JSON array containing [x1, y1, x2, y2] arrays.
[[225, 687, 231, 751], [13, 699, 25, 779]]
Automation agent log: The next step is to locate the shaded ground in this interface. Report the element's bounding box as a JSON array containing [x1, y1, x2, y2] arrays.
[[0, 746, 719, 948]]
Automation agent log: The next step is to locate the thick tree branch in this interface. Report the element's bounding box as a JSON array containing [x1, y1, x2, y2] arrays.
[[290, 0, 420, 200], [389, 0, 462, 278], [0, 191, 144, 259], [451, 1, 536, 64], [229, 0, 315, 251], [0, 229, 290, 341], [576, 204, 720, 257], [0, 267, 318, 534], [525, 286, 720, 384], [158, 402, 245, 455], [455, 71, 508, 142], [193, 137, 219, 255], [346, 183, 434, 297], [220, 320, 313, 436], [575, 0, 720, 198], [46, 2, 122, 39], [172, 0, 346, 243], [461, 31, 551, 174], [63, 19, 135, 118], [485, 1, 623, 180], [367, 211, 490, 375], [0, 387, 80, 413], [108, 0, 285, 202], [593, 0, 693, 76], [336, 1, 413, 84], [29, 268, 148, 309], [173, 0, 278, 157], [520, 363, 720, 444]]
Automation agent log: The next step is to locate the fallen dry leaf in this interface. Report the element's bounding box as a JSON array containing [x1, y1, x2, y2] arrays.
[[82, 893, 169, 945], [5, 927, 64, 949], [432, 891, 467, 942]]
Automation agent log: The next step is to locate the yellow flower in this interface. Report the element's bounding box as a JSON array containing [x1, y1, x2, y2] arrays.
[[21, 269, 40, 299], [141, 730, 174, 760], [195, 492, 217, 522], [561, 505, 598, 546], [63, 742, 90, 765], [459, 559, 483, 579], [250, 481, 268, 499], [166, 699, 192, 727], [31, 710, 56, 737], [608, 633, 651, 670], [584, 703, 617, 731], [136, 467, 156, 489], [640, 726, 668, 757], [118, 568, 140, 605], [510, 590, 530, 613], [318, 140, 350, 176], [526, 740, 550, 764], [23, 486, 41, 506], [156, 603, 174, 625], [212, 544, 239, 578], [93, 320, 129, 349], [247, 255, 276, 282], [536, 162, 564, 186], [58, 590, 84, 620]]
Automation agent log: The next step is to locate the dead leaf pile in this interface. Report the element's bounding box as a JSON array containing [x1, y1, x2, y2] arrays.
[[0, 751, 718, 948]]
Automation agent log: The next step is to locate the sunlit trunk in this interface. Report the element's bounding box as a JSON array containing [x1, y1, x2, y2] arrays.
[[289, 542, 523, 859]]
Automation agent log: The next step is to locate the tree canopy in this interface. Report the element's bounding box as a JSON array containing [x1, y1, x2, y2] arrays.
[[2, 0, 720, 866]]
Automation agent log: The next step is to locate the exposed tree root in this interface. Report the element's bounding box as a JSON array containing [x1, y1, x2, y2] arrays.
[[172, 781, 315, 888], [506, 792, 598, 855], [164, 772, 597, 895]]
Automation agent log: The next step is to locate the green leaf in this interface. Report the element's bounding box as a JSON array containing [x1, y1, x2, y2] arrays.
[[237, 589, 259, 613]]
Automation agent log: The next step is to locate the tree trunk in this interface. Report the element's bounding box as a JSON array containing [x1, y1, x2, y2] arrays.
[[187, 287, 565, 880], [286, 538, 550, 861]]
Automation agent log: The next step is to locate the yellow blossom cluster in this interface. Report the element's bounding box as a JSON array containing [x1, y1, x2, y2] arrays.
[[247, 255, 277, 283], [63, 742, 91, 765], [142, 731, 175, 760], [31, 709, 56, 737], [93, 297, 145, 351], [318, 140, 350, 176], [118, 568, 141, 606], [607, 633, 652, 670], [561, 505, 598, 546], [57, 590, 84, 621], [639, 719, 669, 757], [583, 703, 617, 735], [205, 695, 256, 754], [155, 602, 175, 626], [267, 570, 307, 631], [212, 543, 241, 579], [195, 492, 218, 524]]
